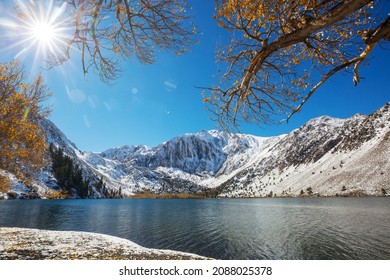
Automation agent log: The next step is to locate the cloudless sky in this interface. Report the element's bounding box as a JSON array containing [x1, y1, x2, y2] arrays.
[[0, 0, 389, 152]]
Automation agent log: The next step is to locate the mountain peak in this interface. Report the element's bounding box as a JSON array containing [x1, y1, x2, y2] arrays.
[[3, 102, 389, 199], [305, 115, 345, 128]]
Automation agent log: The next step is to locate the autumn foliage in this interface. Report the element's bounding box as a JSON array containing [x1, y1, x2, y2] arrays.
[[205, 0, 390, 128], [0, 61, 51, 189]]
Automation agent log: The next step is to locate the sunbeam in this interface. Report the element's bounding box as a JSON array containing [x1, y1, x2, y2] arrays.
[[0, 0, 72, 66]]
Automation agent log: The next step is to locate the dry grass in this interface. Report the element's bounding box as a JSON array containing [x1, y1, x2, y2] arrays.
[[131, 191, 207, 199], [43, 189, 69, 199]]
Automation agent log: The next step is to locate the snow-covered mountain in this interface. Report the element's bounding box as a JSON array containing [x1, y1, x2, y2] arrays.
[[2, 102, 389, 199], [216, 105, 390, 197], [67, 130, 273, 196]]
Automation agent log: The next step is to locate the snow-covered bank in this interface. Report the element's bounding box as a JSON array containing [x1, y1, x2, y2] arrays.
[[0, 227, 210, 260]]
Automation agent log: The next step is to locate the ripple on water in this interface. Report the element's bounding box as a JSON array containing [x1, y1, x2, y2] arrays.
[[0, 198, 389, 259]]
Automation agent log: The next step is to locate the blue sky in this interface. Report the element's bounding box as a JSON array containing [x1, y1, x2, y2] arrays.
[[0, 1, 389, 152]]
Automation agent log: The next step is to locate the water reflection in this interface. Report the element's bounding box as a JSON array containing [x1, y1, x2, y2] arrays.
[[0, 198, 389, 259]]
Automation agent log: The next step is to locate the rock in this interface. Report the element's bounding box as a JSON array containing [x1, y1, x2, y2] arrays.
[[0, 227, 211, 260]]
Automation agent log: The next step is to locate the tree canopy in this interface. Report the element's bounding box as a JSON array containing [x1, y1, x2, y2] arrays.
[[203, 0, 390, 129], [0, 61, 51, 189], [17, 0, 197, 84], [11, 1, 390, 129]]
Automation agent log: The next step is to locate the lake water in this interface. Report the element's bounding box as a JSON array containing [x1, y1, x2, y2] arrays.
[[0, 197, 389, 259]]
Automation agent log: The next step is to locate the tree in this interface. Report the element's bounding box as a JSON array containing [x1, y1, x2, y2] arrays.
[[16, 0, 197, 84], [48, 145, 91, 198], [203, 0, 390, 129], [0, 173, 11, 193], [0, 61, 51, 189], [94, 176, 105, 192]]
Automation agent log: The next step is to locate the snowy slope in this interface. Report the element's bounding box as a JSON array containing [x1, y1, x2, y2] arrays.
[[85, 130, 272, 194], [216, 103, 390, 197], [83, 103, 389, 197], [2, 102, 389, 199]]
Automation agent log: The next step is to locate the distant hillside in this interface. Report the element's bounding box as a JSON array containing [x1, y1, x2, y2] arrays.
[[1, 102, 389, 199]]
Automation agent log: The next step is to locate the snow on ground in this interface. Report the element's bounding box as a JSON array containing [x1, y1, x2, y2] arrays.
[[3, 103, 389, 199], [0, 227, 211, 260]]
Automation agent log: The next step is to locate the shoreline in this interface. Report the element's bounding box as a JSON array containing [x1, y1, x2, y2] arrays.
[[1, 190, 388, 200], [0, 227, 211, 260]]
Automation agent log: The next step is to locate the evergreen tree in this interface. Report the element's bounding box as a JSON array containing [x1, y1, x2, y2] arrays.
[[49, 146, 91, 198]]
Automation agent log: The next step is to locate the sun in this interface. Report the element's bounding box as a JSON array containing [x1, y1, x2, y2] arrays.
[[22, 1, 70, 57], [25, 13, 67, 57], [0, 0, 71, 63], [30, 20, 57, 46]]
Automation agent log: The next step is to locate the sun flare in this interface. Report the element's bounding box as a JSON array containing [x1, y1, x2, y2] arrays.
[[30, 20, 57, 45], [22, 1, 70, 57], [1, 0, 71, 63]]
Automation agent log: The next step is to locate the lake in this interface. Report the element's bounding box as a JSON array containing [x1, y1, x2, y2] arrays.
[[0, 197, 389, 259]]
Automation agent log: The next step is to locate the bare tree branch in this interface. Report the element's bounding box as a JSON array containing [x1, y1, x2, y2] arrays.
[[44, 0, 196, 84], [287, 14, 390, 122], [207, 0, 389, 129]]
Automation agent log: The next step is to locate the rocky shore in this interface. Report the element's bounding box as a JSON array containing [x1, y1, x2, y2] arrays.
[[0, 227, 210, 260]]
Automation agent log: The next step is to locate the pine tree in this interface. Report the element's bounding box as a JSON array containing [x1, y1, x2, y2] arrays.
[[48, 146, 92, 198]]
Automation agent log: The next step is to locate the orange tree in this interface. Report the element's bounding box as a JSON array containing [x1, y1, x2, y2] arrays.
[[0, 61, 51, 190], [203, 0, 390, 129]]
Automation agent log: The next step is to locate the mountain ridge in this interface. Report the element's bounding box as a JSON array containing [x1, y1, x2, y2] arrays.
[[1, 102, 389, 199]]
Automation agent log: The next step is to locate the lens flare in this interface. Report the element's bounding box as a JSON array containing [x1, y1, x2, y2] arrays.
[[0, 0, 71, 65]]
